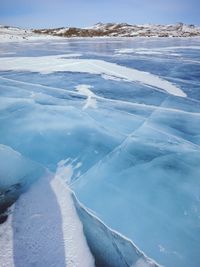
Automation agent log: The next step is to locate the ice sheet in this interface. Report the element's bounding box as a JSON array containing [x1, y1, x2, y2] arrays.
[[0, 37, 200, 267]]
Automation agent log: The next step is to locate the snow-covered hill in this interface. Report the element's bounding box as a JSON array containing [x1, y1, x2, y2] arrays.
[[34, 22, 200, 37], [1, 23, 200, 41], [0, 25, 61, 42]]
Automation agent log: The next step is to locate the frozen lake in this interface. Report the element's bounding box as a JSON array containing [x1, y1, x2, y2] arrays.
[[0, 37, 200, 267]]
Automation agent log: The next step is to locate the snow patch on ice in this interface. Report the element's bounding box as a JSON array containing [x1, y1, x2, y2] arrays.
[[0, 171, 95, 267], [0, 206, 15, 267], [56, 159, 74, 183], [51, 174, 95, 267], [158, 245, 183, 259], [76, 84, 97, 109], [116, 48, 182, 57], [133, 258, 154, 267], [0, 55, 187, 97], [101, 74, 123, 81], [116, 46, 200, 55]]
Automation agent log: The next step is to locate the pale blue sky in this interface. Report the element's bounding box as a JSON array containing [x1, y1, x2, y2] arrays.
[[0, 0, 199, 28]]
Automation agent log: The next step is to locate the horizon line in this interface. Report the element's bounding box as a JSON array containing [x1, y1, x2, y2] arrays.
[[1, 21, 200, 30]]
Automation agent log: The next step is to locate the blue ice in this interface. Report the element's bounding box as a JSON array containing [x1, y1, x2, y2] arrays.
[[0, 37, 200, 267]]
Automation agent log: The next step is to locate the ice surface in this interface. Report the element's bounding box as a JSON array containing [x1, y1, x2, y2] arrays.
[[73, 194, 160, 267], [0, 37, 200, 267], [71, 125, 200, 267]]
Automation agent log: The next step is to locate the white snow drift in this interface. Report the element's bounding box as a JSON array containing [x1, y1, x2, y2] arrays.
[[0, 54, 186, 97]]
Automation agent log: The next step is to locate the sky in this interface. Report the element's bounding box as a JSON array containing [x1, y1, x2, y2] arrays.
[[0, 0, 199, 28]]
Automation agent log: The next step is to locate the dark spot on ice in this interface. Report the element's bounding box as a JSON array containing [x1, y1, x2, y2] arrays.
[[0, 213, 8, 224], [0, 183, 22, 223]]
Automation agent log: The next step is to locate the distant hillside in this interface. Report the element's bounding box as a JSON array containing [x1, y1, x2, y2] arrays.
[[33, 22, 200, 37], [1, 23, 200, 42]]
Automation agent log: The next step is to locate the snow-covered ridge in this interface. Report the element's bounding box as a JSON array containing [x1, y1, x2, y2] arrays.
[[33, 22, 200, 37]]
